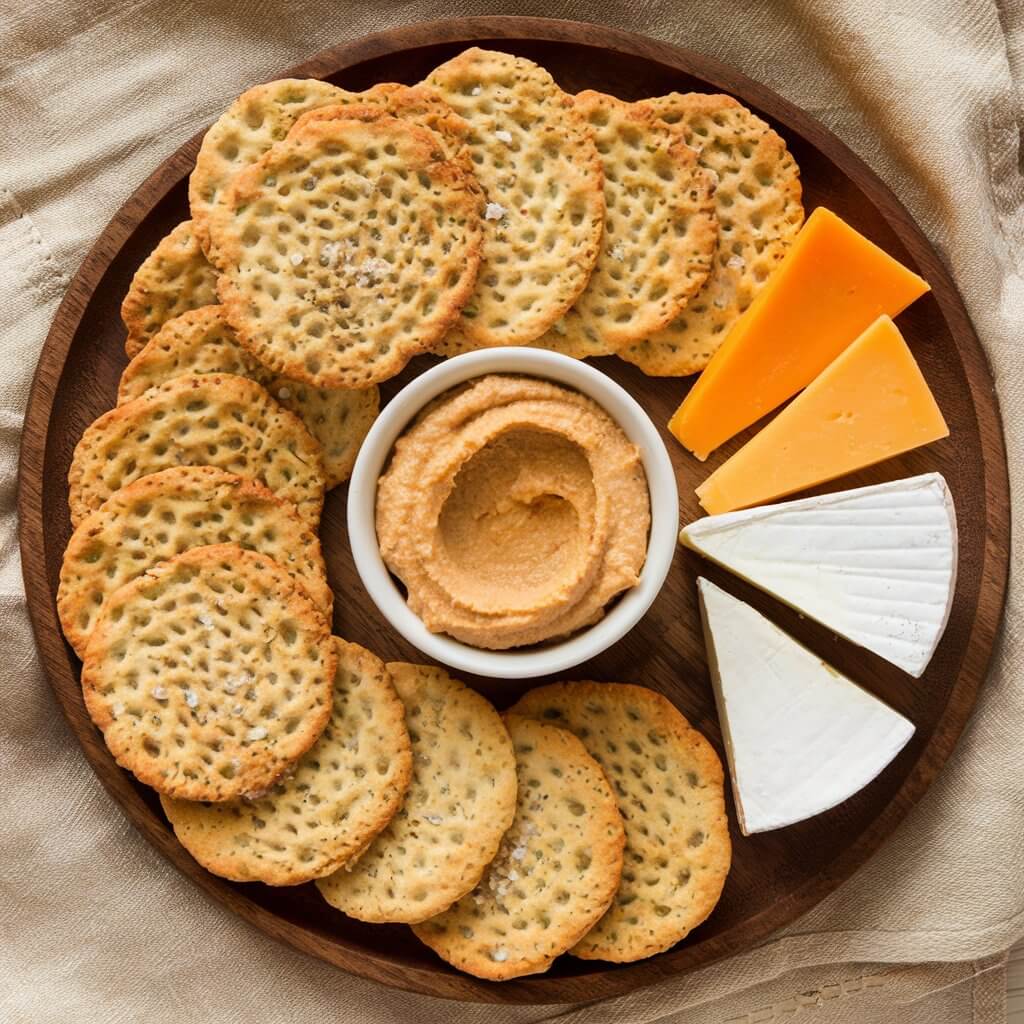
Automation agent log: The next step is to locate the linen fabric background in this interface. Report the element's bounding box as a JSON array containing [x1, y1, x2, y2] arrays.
[[1, 2, 1021, 1021]]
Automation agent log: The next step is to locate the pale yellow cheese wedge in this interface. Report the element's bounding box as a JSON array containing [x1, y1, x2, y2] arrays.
[[696, 316, 948, 514]]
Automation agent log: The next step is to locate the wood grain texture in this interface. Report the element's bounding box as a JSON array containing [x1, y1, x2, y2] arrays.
[[16, 16, 1010, 1005]]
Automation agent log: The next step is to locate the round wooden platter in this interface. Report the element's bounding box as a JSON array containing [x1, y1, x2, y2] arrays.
[[17, 15, 1009, 1006]]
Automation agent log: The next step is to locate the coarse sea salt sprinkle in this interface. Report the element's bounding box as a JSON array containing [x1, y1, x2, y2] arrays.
[[491, 947, 508, 963], [484, 202, 507, 221], [184, 689, 199, 709], [727, 254, 746, 270], [246, 726, 268, 742], [152, 686, 168, 701], [424, 814, 444, 825], [277, 386, 291, 401], [494, 129, 513, 144], [289, 253, 304, 266]]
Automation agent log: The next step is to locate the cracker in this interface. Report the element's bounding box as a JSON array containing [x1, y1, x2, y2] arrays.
[[160, 640, 411, 885], [121, 220, 219, 358], [189, 78, 361, 261], [58, 466, 331, 659], [426, 48, 605, 352], [209, 111, 483, 388], [510, 682, 731, 962], [621, 94, 803, 376], [411, 714, 625, 980], [67, 373, 325, 529], [118, 305, 379, 488], [294, 83, 471, 168], [316, 662, 516, 923], [81, 544, 336, 802], [532, 91, 717, 359]]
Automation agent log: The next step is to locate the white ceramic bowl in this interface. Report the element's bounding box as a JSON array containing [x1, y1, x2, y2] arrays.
[[347, 348, 679, 679]]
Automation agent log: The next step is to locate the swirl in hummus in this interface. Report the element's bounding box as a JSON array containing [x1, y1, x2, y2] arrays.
[[375, 374, 651, 649]]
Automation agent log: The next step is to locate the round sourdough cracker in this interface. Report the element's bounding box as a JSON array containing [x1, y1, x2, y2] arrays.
[[189, 78, 361, 261], [293, 82, 472, 170], [118, 306, 379, 488], [209, 112, 483, 388], [81, 544, 336, 802], [532, 91, 718, 358], [426, 48, 605, 353], [67, 373, 326, 528], [621, 93, 803, 376], [316, 662, 516, 923], [57, 467, 331, 659], [160, 640, 411, 885], [121, 220, 219, 358], [411, 715, 625, 980], [510, 682, 731, 962]]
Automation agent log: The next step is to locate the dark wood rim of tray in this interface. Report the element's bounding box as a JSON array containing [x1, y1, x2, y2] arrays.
[[17, 15, 1010, 1004]]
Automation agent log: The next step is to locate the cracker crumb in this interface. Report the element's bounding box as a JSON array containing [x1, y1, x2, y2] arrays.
[[277, 386, 292, 400], [246, 726, 268, 742], [510, 844, 527, 862], [552, 318, 567, 336], [111, 701, 125, 717], [184, 689, 199, 709], [231, 704, 244, 717], [484, 202, 507, 221], [494, 129, 513, 144]]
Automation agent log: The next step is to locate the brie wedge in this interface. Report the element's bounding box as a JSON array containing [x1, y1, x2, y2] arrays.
[[698, 578, 915, 834], [682, 473, 957, 677]]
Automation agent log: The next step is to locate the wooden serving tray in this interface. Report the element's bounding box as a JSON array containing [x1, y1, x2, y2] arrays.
[[17, 16, 1010, 1005]]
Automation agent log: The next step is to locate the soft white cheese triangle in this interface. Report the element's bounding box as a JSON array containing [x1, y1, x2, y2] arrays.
[[682, 473, 957, 678], [698, 577, 915, 835]]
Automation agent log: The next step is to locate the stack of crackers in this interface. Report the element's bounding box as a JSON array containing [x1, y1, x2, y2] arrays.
[[57, 47, 780, 981]]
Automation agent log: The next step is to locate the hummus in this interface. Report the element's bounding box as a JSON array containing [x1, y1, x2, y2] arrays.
[[375, 374, 651, 649]]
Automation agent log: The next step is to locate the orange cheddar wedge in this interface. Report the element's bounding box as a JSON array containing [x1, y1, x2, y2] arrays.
[[696, 316, 948, 514], [670, 207, 930, 460]]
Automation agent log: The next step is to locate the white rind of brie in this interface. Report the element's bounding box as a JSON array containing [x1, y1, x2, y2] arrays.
[[698, 577, 916, 835], [682, 473, 957, 678]]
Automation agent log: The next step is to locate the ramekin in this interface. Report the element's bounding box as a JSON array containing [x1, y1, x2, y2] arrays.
[[346, 347, 679, 680]]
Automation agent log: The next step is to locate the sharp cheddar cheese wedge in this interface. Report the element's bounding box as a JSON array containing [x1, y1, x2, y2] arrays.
[[696, 316, 948, 514], [670, 207, 930, 460]]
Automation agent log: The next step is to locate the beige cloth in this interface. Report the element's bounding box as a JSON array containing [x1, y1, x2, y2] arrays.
[[1, 2, 1022, 1021]]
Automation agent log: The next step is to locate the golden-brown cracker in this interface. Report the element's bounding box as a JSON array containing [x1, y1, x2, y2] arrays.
[[81, 544, 336, 802], [67, 373, 325, 529], [121, 220, 219, 358], [294, 83, 472, 170], [209, 112, 483, 388], [118, 305, 379, 488], [189, 78, 360, 261], [160, 640, 411, 885], [58, 466, 331, 659], [533, 91, 717, 359], [411, 714, 625, 980], [621, 93, 803, 376], [316, 662, 516, 923], [510, 682, 731, 962], [426, 48, 605, 353]]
